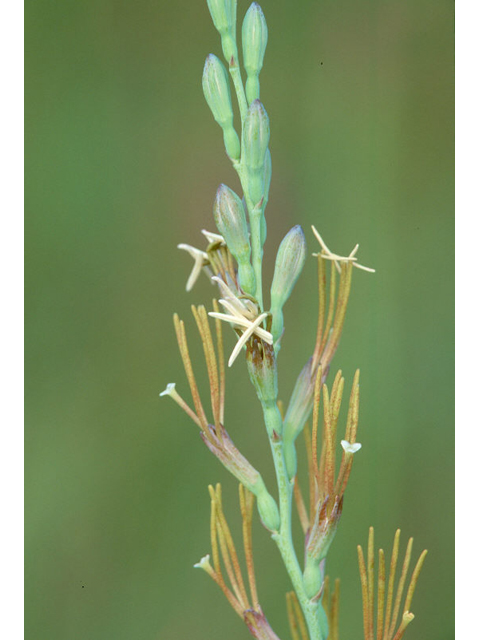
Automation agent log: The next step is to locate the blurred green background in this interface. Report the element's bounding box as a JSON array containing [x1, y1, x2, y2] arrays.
[[25, 0, 453, 638]]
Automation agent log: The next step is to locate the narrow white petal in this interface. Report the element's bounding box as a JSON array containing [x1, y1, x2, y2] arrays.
[[228, 312, 270, 367], [311, 225, 331, 255], [177, 243, 208, 260], [218, 298, 247, 320], [208, 311, 253, 330], [254, 326, 274, 344], [211, 276, 236, 298], [201, 229, 225, 244], [178, 244, 209, 291], [353, 262, 376, 273], [349, 243, 360, 258], [186, 255, 204, 291]]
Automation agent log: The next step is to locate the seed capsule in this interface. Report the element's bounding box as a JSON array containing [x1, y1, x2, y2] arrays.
[[242, 3, 268, 103]]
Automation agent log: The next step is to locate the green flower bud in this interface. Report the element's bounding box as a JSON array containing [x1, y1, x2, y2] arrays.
[[244, 99, 270, 171], [242, 3, 268, 103], [214, 184, 250, 257], [214, 184, 256, 294], [303, 557, 323, 600], [256, 485, 280, 532], [207, 0, 236, 35], [243, 99, 270, 204], [270, 225, 307, 342], [283, 358, 316, 445], [207, 0, 238, 61], [202, 54, 240, 159]]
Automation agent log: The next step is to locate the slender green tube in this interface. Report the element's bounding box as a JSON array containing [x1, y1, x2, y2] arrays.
[[261, 400, 328, 640]]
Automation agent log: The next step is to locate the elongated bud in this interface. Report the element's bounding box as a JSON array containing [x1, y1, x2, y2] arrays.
[[214, 185, 250, 257], [244, 99, 270, 204], [214, 185, 256, 294], [207, 0, 238, 62], [207, 0, 236, 34], [270, 225, 307, 343], [202, 55, 240, 159], [244, 99, 270, 171], [242, 3, 268, 103], [256, 487, 280, 532], [284, 360, 313, 427]]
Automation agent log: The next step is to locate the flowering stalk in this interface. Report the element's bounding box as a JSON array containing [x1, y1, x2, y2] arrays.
[[160, 3, 427, 640]]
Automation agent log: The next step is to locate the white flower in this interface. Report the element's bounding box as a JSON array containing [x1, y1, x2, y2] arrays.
[[341, 439, 362, 454], [208, 276, 273, 367], [311, 225, 375, 274], [159, 382, 177, 397], [177, 243, 211, 291], [193, 554, 213, 573]]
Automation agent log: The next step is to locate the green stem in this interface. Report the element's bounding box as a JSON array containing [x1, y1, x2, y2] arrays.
[[229, 55, 248, 125], [249, 201, 264, 309], [262, 402, 328, 640]]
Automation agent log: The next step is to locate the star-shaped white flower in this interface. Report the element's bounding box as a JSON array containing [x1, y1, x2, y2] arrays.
[[177, 243, 211, 291], [159, 382, 177, 397], [311, 226, 375, 274], [193, 554, 213, 574], [341, 439, 362, 454], [208, 276, 273, 367]]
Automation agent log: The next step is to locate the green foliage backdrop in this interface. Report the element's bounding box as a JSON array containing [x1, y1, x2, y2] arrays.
[[25, 1, 453, 638]]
